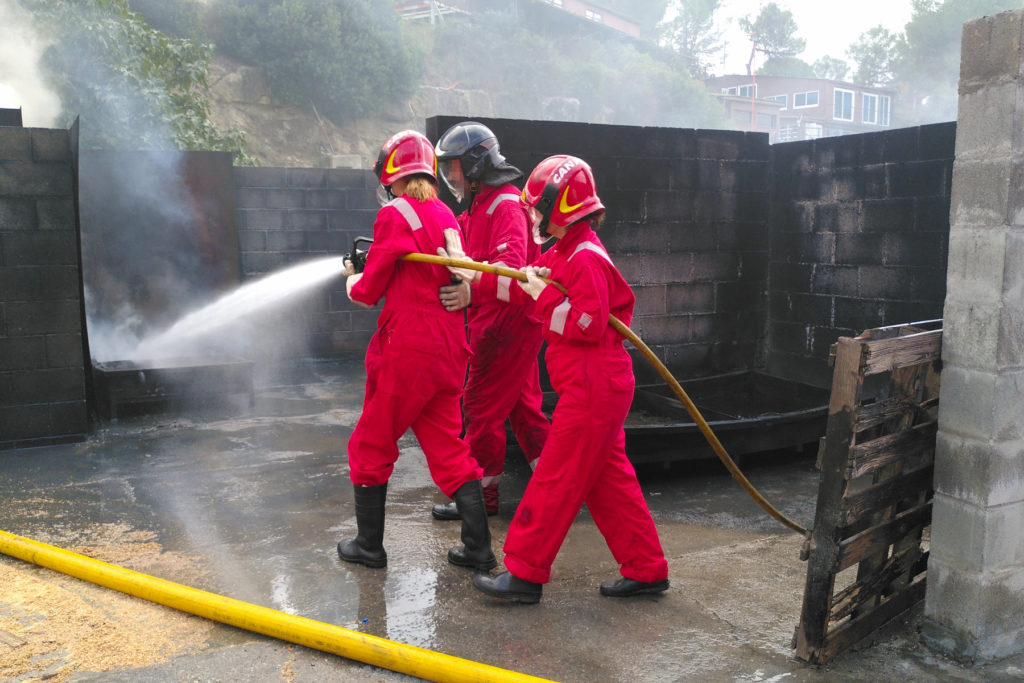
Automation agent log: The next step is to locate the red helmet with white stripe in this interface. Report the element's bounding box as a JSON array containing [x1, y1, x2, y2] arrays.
[[373, 130, 437, 187], [521, 155, 604, 243]]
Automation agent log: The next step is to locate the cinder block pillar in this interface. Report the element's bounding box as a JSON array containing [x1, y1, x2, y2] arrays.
[[924, 9, 1024, 663]]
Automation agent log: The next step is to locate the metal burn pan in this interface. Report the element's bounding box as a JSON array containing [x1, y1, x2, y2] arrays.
[[91, 356, 255, 420]]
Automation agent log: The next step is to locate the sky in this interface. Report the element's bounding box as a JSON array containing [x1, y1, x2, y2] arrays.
[[709, 0, 916, 75]]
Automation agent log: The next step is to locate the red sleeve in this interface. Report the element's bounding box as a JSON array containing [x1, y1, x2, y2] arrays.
[[474, 202, 531, 304], [534, 251, 608, 344], [350, 205, 409, 306]]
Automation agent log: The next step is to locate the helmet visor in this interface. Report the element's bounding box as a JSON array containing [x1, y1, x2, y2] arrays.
[[376, 183, 392, 207], [438, 158, 468, 203], [528, 205, 552, 245]]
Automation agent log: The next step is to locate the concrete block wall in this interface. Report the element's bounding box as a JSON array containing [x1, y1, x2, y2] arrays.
[[427, 116, 772, 384], [923, 8, 1024, 663], [765, 124, 954, 387], [233, 166, 381, 355], [0, 126, 87, 449]]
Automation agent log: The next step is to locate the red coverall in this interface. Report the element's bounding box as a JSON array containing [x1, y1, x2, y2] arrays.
[[460, 184, 550, 507], [347, 196, 482, 497], [501, 223, 669, 585]]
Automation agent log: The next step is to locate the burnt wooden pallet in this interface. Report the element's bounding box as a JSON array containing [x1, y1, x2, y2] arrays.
[[793, 319, 941, 664]]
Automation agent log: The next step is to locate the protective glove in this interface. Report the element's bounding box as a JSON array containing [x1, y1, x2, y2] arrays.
[[341, 257, 355, 278], [439, 280, 471, 312], [438, 228, 479, 283], [518, 266, 549, 301]]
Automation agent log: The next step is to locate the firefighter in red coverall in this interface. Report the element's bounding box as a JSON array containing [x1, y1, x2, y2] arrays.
[[336, 130, 495, 573], [449, 155, 669, 603], [430, 121, 550, 520]]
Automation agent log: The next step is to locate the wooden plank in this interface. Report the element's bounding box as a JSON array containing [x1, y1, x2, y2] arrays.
[[0, 629, 25, 648], [854, 396, 923, 433], [794, 336, 866, 662], [862, 329, 942, 375], [830, 546, 928, 622], [813, 575, 927, 664], [836, 501, 932, 572], [847, 421, 937, 479], [841, 465, 934, 529]]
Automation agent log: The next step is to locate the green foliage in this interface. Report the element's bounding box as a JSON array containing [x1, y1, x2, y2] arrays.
[[896, 0, 1023, 122], [845, 1, 1024, 124], [757, 56, 815, 78], [126, 0, 204, 40], [23, 0, 255, 164], [211, 0, 423, 122], [659, 0, 723, 78], [739, 2, 806, 60], [592, 0, 672, 34], [847, 26, 900, 86], [812, 56, 850, 81]]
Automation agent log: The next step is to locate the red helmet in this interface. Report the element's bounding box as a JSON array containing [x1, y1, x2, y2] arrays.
[[373, 130, 437, 187], [521, 155, 604, 242]]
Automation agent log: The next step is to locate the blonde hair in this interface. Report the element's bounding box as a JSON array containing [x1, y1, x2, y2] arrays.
[[403, 176, 437, 201]]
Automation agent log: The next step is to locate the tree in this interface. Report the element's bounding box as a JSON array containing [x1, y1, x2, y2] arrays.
[[22, 0, 254, 163], [757, 56, 815, 78], [813, 56, 849, 81], [894, 0, 1023, 123], [659, 0, 723, 79], [212, 0, 423, 122], [739, 2, 806, 74], [847, 26, 900, 86], [592, 0, 672, 36]]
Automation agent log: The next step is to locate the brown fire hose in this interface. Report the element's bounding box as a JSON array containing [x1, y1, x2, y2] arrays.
[[402, 252, 808, 535]]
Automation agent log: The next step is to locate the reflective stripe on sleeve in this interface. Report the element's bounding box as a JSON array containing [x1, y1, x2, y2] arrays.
[[550, 298, 571, 335], [569, 241, 611, 263], [486, 193, 520, 215], [492, 260, 512, 302], [389, 197, 422, 231]]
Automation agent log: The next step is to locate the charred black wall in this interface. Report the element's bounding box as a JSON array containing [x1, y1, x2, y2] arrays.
[[0, 126, 88, 449], [231, 119, 954, 390], [766, 123, 954, 387], [233, 166, 380, 355], [428, 116, 771, 384]]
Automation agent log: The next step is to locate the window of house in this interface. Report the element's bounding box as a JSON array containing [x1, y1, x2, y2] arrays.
[[834, 88, 854, 121], [879, 95, 891, 126], [723, 84, 756, 97], [585, 9, 602, 22], [757, 113, 777, 129], [794, 90, 819, 108], [863, 93, 878, 124], [766, 94, 787, 109]]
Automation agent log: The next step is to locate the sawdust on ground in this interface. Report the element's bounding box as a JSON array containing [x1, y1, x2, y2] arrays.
[[0, 522, 215, 682]]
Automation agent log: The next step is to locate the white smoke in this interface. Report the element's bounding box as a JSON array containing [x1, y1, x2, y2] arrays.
[[0, 0, 63, 126]]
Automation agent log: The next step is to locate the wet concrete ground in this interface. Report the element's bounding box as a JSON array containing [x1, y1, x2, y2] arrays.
[[1, 357, 1023, 682]]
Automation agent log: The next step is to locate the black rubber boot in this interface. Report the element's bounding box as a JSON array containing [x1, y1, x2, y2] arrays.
[[599, 577, 670, 597], [337, 484, 388, 568], [473, 571, 542, 604], [431, 487, 499, 522], [447, 480, 497, 571], [431, 501, 461, 521]]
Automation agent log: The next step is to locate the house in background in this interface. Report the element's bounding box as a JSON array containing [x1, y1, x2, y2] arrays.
[[704, 75, 897, 142]]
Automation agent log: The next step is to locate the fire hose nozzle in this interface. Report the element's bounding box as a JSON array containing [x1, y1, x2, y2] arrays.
[[345, 236, 373, 274]]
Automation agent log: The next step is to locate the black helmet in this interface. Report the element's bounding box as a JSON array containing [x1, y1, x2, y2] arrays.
[[435, 121, 505, 179], [435, 121, 521, 201]]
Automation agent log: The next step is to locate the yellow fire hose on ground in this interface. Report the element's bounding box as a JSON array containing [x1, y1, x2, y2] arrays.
[[0, 529, 552, 683], [404, 252, 807, 536]]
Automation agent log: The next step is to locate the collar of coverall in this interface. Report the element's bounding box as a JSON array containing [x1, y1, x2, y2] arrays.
[[470, 181, 513, 210], [551, 219, 593, 254]]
